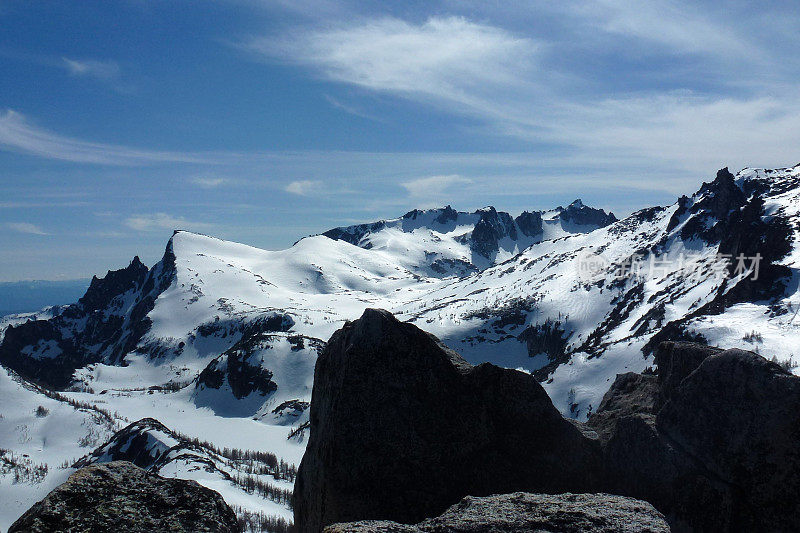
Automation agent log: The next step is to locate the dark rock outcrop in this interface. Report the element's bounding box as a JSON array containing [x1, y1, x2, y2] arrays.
[[79, 256, 149, 313], [517, 318, 569, 381], [0, 238, 177, 389], [296, 312, 800, 533], [470, 206, 518, 258], [9, 461, 239, 533], [559, 199, 617, 227], [652, 341, 722, 409], [588, 340, 800, 531], [325, 492, 670, 533], [196, 341, 278, 400], [294, 308, 602, 532], [195, 331, 321, 415], [74, 418, 180, 471], [514, 210, 543, 237]]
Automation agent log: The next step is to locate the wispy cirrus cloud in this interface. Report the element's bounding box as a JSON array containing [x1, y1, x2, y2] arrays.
[[323, 94, 385, 122], [402, 175, 471, 198], [284, 180, 322, 195], [245, 16, 537, 115], [0, 110, 211, 165], [243, 6, 800, 176], [6, 222, 48, 235], [191, 177, 229, 188], [124, 213, 212, 232], [62, 58, 121, 80]]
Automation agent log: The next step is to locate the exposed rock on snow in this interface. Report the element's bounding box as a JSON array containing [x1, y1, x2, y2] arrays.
[[74, 418, 183, 471], [9, 461, 238, 533], [294, 308, 603, 532], [325, 492, 670, 533], [319, 202, 615, 274], [0, 246, 176, 389]]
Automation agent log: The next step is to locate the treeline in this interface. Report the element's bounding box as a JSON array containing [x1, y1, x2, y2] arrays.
[[233, 506, 294, 533], [175, 431, 297, 482], [0, 449, 49, 484], [8, 368, 124, 430], [232, 472, 293, 508]]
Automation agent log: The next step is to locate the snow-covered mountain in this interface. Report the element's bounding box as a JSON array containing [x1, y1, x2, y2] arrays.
[[319, 202, 616, 276], [2, 165, 800, 529]]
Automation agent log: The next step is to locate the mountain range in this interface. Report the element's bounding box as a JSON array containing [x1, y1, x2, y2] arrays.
[[1, 164, 799, 529]]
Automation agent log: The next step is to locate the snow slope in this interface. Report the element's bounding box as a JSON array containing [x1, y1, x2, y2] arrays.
[[3, 166, 800, 528]]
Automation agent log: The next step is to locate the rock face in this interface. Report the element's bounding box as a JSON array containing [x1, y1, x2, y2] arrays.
[[295, 313, 800, 533], [294, 308, 602, 532], [588, 340, 800, 531], [325, 492, 670, 533], [470, 206, 519, 257], [0, 242, 176, 389], [558, 198, 617, 227], [196, 339, 279, 400], [9, 461, 239, 533]]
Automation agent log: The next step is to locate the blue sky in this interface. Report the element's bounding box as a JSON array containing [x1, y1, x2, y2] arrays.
[[1, 1, 800, 281]]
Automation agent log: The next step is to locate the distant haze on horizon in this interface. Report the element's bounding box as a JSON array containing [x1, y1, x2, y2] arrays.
[[2, 1, 799, 281]]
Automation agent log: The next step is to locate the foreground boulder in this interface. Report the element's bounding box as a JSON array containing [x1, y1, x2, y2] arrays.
[[325, 492, 670, 533], [9, 461, 239, 532], [294, 309, 602, 532], [588, 341, 800, 531], [295, 310, 800, 532]]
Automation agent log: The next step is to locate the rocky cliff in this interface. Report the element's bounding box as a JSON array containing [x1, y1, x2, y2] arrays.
[[295, 311, 800, 532], [294, 309, 603, 532]]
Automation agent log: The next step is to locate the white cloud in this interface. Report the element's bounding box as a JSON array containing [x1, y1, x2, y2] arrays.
[[402, 175, 472, 198], [323, 94, 384, 122], [6, 222, 48, 235], [594, 0, 755, 61], [0, 110, 212, 165], [244, 9, 800, 177], [124, 213, 212, 232], [245, 16, 537, 114], [62, 58, 121, 80], [284, 180, 322, 195], [191, 177, 228, 188]]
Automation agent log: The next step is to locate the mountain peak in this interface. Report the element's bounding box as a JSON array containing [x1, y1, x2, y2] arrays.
[[568, 198, 584, 208]]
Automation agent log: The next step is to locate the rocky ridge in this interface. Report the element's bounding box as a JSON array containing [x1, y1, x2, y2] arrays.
[[9, 461, 239, 533]]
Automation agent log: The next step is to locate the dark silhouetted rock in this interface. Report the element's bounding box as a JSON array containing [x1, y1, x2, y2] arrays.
[[653, 341, 722, 409], [74, 418, 177, 471], [559, 199, 617, 227], [471, 206, 518, 258], [0, 238, 177, 389], [514, 210, 543, 237], [294, 309, 602, 532], [589, 341, 800, 531], [9, 461, 239, 533], [585, 371, 658, 441], [657, 347, 800, 531], [325, 492, 670, 533]]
